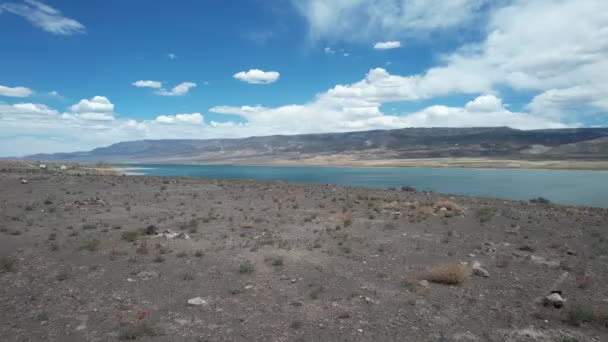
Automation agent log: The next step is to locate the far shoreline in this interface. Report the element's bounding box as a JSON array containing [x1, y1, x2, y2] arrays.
[[112, 158, 608, 172]]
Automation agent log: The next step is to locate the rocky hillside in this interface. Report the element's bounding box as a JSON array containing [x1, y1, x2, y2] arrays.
[[25, 127, 608, 163]]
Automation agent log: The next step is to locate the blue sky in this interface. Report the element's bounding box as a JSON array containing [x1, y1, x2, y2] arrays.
[[1, 0, 607, 156]]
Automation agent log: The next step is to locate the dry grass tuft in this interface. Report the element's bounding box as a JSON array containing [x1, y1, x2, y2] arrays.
[[0, 255, 17, 273], [428, 262, 471, 285], [342, 214, 353, 227], [416, 201, 435, 220], [435, 199, 462, 214]]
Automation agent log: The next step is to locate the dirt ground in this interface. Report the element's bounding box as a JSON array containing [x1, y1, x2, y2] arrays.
[[1, 161, 607, 341]]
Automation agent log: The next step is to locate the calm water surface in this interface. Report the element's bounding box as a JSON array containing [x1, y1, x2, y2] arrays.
[[125, 164, 608, 208]]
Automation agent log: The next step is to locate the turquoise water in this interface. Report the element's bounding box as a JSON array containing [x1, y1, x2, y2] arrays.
[[126, 164, 608, 208]]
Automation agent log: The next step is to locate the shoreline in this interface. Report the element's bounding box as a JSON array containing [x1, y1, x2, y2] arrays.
[[113, 158, 608, 171]]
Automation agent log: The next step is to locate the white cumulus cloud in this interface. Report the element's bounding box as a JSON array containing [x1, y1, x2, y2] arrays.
[[2, 0, 607, 156], [1, 0, 85, 35], [234, 69, 280, 84], [374, 41, 401, 49], [0, 84, 33, 97], [70, 96, 114, 113], [132, 80, 162, 89], [156, 82, 197, 96], [155, 113, 203, 125]]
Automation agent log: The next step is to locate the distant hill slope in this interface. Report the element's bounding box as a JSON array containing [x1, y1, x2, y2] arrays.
[[25, 127, 608, 163]]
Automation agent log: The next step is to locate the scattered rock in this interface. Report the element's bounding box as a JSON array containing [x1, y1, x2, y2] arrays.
[[137, 270, 159, 280], [337, 312, 350, 319], [20, 179, 28, 184], [153, 229, 190, 239], [542, 291, 565, 308], [418, 280, 429, 287], [74, 196, 106, 206], [530, 255, 560, 269], [176, 232, 189, 239], [174, 319, 190, 326], [145, 225, 158, 235], [471, 261, 490, 277], [505, 225, 520, 235], [359, 295, 377, 304], [187, 297, 208, 306]]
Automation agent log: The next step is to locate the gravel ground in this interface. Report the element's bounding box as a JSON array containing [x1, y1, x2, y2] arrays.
[[1, 161, 607, 341]]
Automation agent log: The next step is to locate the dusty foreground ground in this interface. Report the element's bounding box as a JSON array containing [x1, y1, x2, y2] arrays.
[[1, 162, 607, 341]]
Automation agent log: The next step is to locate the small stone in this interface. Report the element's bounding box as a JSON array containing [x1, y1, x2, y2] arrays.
[[176, 232, 190, 239], [337, 312, 350, 319], [21, 179, 28, 184], [471, 261, 490, 277], [137, 270, 159, 280], [543, 292, 565, 308], [145, 225, 158, 235], [530, 255, 560, 268], [174, 319, 189, 326], [187, 297, 208, 306], [418, 280, 429, 287]]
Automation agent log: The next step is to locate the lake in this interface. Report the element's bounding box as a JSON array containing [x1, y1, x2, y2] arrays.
[[125, 164, 608, 208]]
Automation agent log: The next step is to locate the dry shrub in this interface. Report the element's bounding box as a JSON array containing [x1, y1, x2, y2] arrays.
[[416, 201, 435, 220], [0, 256, 17, 273], [435, 199, 462, 214], [428, 262, 471, 285], [343, 214, 353, 227], [136, 241, 149, 255], [575, 273, 592, 289]]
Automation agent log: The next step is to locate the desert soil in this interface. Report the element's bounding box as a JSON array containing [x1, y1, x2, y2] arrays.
[[1, 161, 607, 341]]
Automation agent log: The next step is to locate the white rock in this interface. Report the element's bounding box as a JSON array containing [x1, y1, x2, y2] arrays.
[[174, 319, 190, 325], [543, 292, 565, 308], [21, 179, 28, 184], [471, 261, 490, 277], [187, 297, 208, 306], [154, 229, 190, 240], [530, 255, 560, 268]]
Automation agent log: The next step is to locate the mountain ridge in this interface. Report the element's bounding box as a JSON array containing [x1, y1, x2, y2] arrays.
[[23, 126, 608, 163]]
